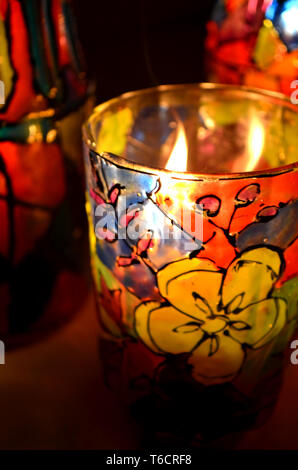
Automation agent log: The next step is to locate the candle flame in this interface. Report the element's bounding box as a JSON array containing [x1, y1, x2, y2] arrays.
[[165, 123, 188, 172], [158, 124, 202, 242], [246, 117, 265, 171]]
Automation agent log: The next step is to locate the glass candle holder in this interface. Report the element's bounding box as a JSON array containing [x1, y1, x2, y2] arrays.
[[0, 0, 91, 347], [83, 83, 298, 445], [206, 0, 298, 97]]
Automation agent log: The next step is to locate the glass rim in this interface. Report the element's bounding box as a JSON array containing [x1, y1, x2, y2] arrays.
[[83, 82, 298, 181]]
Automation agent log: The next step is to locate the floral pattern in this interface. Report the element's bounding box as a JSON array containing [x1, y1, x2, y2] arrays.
[[134, 247, 287, 385], [87, 148, 298, 389]]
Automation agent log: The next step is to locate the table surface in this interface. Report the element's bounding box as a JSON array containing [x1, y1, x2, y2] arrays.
[[0, 291, 297, 450]]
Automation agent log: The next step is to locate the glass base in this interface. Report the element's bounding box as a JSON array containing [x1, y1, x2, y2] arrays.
[[99, 338, 284, 447]]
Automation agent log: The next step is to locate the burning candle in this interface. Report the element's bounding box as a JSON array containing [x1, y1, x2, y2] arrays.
[[83, 83, 298, 444]]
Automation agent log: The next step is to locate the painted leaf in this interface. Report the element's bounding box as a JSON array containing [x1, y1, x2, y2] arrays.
[[235, 184, 260, 206], [99, 275, 127, 335], [196, 195, 221, 217], [257, 205, 279, 221], [96, 108, 133, 156]]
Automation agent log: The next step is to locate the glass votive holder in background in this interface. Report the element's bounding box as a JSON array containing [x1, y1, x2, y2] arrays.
[[205, 0, 298, 97], [83, 83, 298, 446], [0, 0, 92, 347]]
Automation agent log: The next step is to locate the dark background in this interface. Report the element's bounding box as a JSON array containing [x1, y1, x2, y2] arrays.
[[73, 0, 216, 103]]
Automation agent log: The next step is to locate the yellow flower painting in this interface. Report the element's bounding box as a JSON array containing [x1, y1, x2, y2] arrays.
[[135, 247, 287, 385]]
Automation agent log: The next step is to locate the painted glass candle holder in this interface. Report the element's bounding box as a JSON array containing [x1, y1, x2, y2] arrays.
[[83, 83, 298, 444], [0, 0, 91, 347], [206, 0, 298, 97]]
